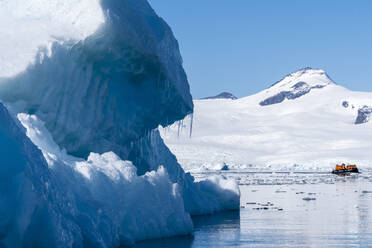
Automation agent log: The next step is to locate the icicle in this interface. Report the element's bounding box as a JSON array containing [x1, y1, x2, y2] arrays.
[[150, 128, 157, 146], [163, 125, 170, 137], [189, 113, 194, 138], [183, 119, 185, 136], [177, 120, 181, 138]]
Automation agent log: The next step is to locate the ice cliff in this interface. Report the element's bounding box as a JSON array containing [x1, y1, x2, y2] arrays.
[[0, 0, 240, 247]]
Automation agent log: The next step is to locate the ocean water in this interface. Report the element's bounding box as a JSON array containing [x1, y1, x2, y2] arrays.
[[134, 171, 372, 248]]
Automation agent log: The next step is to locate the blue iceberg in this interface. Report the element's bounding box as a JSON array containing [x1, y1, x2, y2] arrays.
[[0, 0, 240, 247]]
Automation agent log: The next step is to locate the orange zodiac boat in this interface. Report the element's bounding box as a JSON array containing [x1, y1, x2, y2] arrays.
[[332, 164, 359, 174]]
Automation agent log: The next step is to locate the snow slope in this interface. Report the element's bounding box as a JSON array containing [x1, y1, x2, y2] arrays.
[[161, 68, 372, 172], [0, 0, 239, 247]]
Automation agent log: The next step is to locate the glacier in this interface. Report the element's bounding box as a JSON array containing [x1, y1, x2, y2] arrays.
[[161, 68, 372, 172], [0, 0, 240, 247]]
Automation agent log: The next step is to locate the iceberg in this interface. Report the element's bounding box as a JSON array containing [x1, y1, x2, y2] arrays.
[[0, 107, 193, 247], [0, 0, 240, 246]]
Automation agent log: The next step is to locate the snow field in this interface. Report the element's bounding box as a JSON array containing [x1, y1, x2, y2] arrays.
[[161, 69, 372, 172]]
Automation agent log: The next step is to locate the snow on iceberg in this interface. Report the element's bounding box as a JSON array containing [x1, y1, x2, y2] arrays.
[[0, 0, 240, 246], [0, 0, 104, 78]]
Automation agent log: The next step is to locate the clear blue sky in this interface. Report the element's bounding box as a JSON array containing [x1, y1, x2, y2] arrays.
[[149, 0, 372, 99]]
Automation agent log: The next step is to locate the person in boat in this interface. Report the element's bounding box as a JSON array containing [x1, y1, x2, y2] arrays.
[[332, 163, 359, 174], [346, 164, 358, 173]]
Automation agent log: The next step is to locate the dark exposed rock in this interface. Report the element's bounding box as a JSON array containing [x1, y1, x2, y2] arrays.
[[355, 106, 372, 124], [292, 81, 308, 89], [259, 83, 325, 106], [260, 92, 287, 106], [302, 197, 316, 201], [342, 101, 349, 108], [221, 163, 229, 171]]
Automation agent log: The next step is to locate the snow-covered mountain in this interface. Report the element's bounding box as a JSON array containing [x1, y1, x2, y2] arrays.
[[259, 67, 334, 106], [161, 68, 372, 172], [0, 0, 239, 247], [201, 92, 238, 100]]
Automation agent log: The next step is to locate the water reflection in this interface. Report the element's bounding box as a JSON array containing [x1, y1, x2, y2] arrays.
[[132, 234, 194, 248], [192, 211, 240, 247], [133, 211, 240, 248], [193, 210, 240, 229]]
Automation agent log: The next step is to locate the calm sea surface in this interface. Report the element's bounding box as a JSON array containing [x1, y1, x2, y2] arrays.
[[135, 171, 372, 247]]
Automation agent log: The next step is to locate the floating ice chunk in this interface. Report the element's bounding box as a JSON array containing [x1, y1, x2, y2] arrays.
[[195, 175, 240, 212], [362, 190, 372, 194], [302, 197, 316, 201]]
